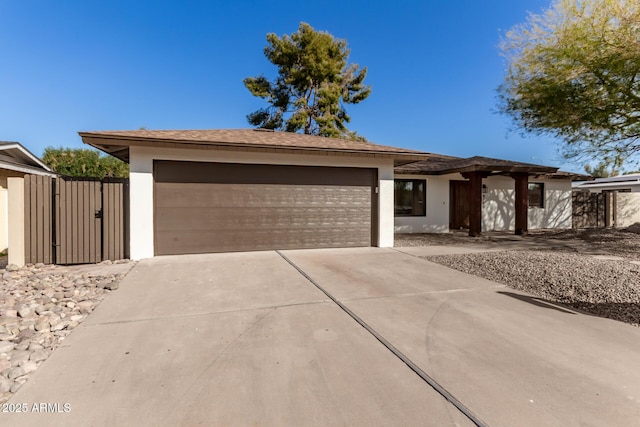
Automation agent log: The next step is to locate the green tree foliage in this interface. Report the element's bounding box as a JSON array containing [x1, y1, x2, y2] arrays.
[[244, 22, 371, 140], [42, 147, 129, 179], [584, 155, 623, 177], [498, 0, 640, 166]]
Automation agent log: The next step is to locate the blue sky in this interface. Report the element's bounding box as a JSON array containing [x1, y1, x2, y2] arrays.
[[0, 0, 580, 172]]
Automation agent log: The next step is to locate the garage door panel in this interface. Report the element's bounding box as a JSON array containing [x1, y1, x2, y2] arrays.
[[155, 184, 371, 208], [156, 228, 371, 255], [153, 161, 376, 255], [156, 206, 371, 231]]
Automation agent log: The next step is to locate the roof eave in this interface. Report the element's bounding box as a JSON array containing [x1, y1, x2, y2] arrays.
[[0, 160, 58, 176], [0, 143, 53, 172], [80, 133, 429, 164]]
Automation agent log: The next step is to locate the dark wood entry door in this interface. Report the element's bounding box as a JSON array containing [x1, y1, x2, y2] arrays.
[[450, 180, 470, 230]]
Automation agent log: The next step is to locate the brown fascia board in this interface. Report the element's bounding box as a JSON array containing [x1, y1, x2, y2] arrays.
[[396, 163, 559, 176], [79, 133, 429, 164], [533, 171, 594, 181]]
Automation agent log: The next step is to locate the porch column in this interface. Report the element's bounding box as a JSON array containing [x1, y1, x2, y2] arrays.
[[512, 173, 529, 235], [462, 171, 484, 237]]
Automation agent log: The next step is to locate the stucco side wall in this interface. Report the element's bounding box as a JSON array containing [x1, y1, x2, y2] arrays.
[[129, 146, 395, 260], [394, 173, 459, 233], [483, 176, 572, 231], [0, 171, 28, 253], [482, 176, 515, 231], [616, 193, 640, 227], [528, 179, 573, 229], [0, 179, 7, 252]]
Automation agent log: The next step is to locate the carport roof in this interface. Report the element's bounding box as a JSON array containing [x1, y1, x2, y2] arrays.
[[79, 129, 430, 165]]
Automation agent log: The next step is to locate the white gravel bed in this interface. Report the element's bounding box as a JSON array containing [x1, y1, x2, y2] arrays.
[[0, 261, 132, 403], [425, 250, 640, 326]]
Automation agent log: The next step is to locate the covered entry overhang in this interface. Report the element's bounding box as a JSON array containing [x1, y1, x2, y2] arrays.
[[395, 156, 560, 237]]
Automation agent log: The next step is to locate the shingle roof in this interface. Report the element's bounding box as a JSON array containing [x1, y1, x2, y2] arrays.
[[395, 155, 558, 175], [79, 129, 429, 164]]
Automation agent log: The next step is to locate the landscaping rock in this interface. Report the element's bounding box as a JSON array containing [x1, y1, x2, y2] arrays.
[[0, 261, 133, 404], [0, 341, 15, 354], [21, 361, 37, 374], [5, 264, 19, 272], [30, 349, 48, 363], [7, 367, 24, 380], [0, 378, 11, 393]]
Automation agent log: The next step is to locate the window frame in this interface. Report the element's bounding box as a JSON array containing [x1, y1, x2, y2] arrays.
[[394, 179, 427, 217], [528, 182, 545, 209]]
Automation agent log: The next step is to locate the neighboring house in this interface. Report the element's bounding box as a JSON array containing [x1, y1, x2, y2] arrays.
[[573, 174, 640, 227], [0, 142, 56, 252], [394, 155, 586, 235], [80, 129, 581, 260], [573, 174, 640, 193]]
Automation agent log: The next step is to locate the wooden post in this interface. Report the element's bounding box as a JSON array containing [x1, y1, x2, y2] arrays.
[[512, 173, 529, 235], [463, 171, 484, 237]]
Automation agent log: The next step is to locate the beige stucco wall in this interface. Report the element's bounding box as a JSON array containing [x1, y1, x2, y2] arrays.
[[7, 177, 25, 266], [393, 173, 457, 233], [394, 174, 573, 233], [129, 146, 395, 260], [0, 171, 27, 253], [616, 193, 640, 227], [483, 176, 572, 231], [0, 176, 7, 252]]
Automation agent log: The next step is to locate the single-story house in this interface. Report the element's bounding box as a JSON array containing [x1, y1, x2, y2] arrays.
[[80, 129, 582, 260], [0, 142, 56, 252]]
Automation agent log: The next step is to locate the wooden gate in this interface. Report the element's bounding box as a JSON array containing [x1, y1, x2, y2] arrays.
[[572, 191, 615, 229], [24, 175, 129, 265]]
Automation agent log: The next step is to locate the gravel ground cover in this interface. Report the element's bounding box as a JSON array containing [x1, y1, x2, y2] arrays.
[[396, 226, 640, 326], [425, 251, 640, 326], [396, 226, 640, 260], [0, 261, 132, 403]]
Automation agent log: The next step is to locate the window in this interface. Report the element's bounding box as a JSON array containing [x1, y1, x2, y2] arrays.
[[528, 183, 544, 208], [394, 179, 426, 216]]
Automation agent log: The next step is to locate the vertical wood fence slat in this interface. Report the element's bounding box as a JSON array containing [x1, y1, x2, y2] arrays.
[[104, 182, 110, 261], [35, 176, 43, 262], [82, 181, 89, 262], [88, 182, 95, 263], [24, 175, 31, 264], [71, 181, 77, 264], [94, 180, 102, 263], [42, 176, 53, 264], [29, 177, 37, 263], [115, 183, 122, 260], [65, 180, 72, 263]]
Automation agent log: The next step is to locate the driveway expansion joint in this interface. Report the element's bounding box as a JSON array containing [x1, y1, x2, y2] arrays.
[[275, 250, 488, 427]]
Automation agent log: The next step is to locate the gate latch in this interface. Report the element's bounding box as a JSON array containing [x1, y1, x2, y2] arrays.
[[94, 209, 103, 219]]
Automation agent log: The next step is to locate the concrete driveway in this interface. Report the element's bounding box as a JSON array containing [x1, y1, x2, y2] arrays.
[[6, 248, 640, 426]]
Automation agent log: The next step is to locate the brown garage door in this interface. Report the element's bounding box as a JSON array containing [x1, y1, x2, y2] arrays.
[[153, 161, 378, 255]]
